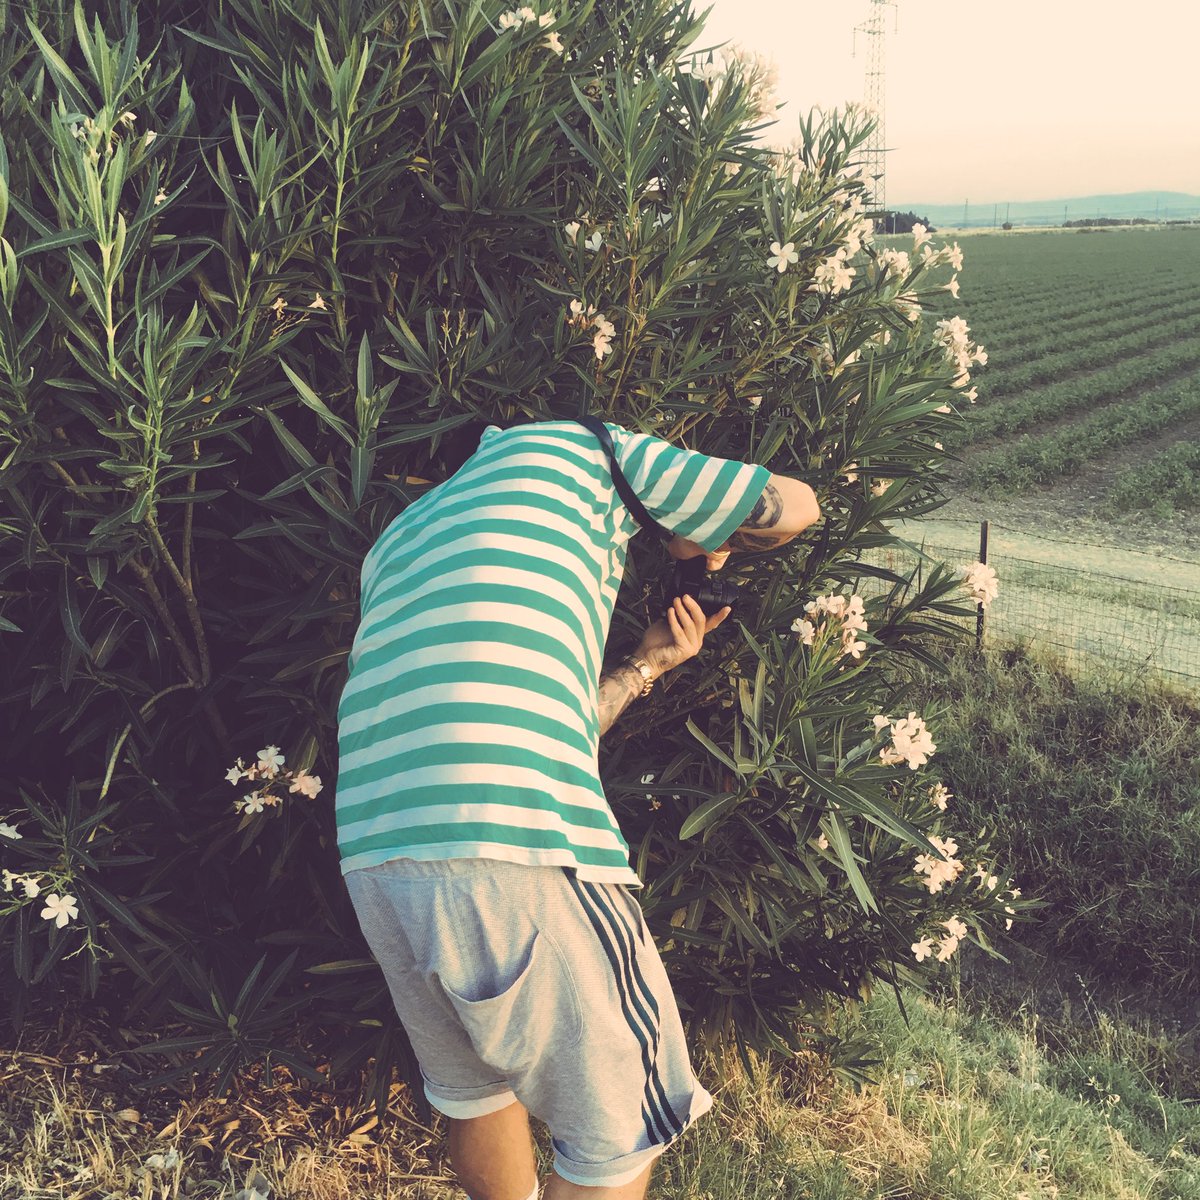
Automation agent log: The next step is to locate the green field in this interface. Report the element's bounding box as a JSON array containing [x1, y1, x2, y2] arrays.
[[875, 226, 1200, 549]]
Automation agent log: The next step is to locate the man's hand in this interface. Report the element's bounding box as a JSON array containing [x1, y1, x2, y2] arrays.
[[635, 593, 731, 678], [667, 534, 731, 572]]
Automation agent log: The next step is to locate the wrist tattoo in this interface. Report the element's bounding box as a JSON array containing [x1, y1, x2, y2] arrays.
[[597, 660, 646, 737]]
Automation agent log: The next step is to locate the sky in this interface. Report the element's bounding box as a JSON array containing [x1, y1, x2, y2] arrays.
[[691, 0, 1200, 206]]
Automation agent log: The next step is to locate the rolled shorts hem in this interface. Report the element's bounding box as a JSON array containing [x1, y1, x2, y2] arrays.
[[423, 1074, 519, 1119], [551, 1081, 714, 1187]]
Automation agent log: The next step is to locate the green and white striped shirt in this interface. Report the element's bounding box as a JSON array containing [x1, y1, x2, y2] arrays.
[[335, 420, 770, 887]]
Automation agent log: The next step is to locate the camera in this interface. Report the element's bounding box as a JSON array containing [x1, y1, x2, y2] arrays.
[[669, 554, 741, 619]]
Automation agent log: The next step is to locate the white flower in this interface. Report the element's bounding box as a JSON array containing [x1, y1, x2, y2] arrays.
[[225, 759, 247, 785], [270, 296, 287, 316], [288, 772, 323, 799], [143, 130, 157, 146], [960, 561, 999, 608], [0, 822, 22, 840], [539, 10, 555, 25], [912, 935, 935, 962], [308, 293, 327, 310], [816, 833, 830, 850], [876, 247, 911, 280], [813, 253, 856, 294], [584, 231, 603, 252], [929, 782, 952, 811], [40, 893, 80, 929], [544, 30, 564, 54], [20, 875, 41, 899], [870, 478, 892, 497], [563, 220, 581, 241], [879, 711, 936, 770], [154, 189, 168, 205], [945, 275, 961, 299], [724, 160, 741, 177], [1, 868, 14, 892], [942, 915, 968, 940], [498, 10, 522, 29], [790, 617, 816, 645], [567, 299, 597, 327], [840, 631, 866, 660], [766, 240, 798, 273], [935, 404, 952, 414], [257, 744, 285, 772], [911, 223, 932, 250], [118, 110, 137, 126], [516, 5, 536, 19], [242, 792, 266, 815], [934, 441, 943, 451], [747, 395, 762, 409], [593, 331, 614, 360], [935, 935, 960, 962], [842, 462, 859, 483]]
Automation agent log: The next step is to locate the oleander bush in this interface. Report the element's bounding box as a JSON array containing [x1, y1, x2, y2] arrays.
[[0, 0, 1026, 1113]]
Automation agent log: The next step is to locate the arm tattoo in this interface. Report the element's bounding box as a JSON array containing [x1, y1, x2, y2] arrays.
[[597, 661, 645, 737], [726, 483, 794, 551], [742, 483, 785, 529]]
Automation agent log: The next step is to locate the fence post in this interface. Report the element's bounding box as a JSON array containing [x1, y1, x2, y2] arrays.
[[975, 519, 989, 653]]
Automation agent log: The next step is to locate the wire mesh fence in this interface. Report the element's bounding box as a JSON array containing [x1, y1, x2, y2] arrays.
[[855, 528, 1200, 690]]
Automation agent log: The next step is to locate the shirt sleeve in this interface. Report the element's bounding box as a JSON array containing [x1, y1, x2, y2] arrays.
[[607, 423, 772, 554]]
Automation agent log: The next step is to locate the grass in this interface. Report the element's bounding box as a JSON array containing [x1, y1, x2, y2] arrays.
[[4, 643, 1199, 1199], [4, 968, 1198, 1199], [903, 640, 1200, 997]]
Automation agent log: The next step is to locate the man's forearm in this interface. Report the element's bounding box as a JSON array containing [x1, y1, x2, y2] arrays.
[[597, 660, 654, 737]]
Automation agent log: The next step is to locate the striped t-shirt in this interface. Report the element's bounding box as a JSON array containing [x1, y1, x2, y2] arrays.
[[334, 419, 771, 888]]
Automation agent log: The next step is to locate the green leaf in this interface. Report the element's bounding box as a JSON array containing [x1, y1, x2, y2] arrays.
[[684, 717, 738, 772], [305, 958, 379, 975], [679, 792, 739, 840], [796, 717, 817, 767], [825, 811, 878, 915], [280, 361, 353, 445], [261, 406, 316, 469]]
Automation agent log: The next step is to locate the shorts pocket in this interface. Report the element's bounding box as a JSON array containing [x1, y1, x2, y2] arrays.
[[439, 930, 582, 1071]]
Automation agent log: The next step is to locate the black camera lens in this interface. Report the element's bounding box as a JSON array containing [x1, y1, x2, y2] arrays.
[[670, 556, 739, 619]]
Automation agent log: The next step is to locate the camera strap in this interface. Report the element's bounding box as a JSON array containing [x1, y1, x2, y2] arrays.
[[575, 415, 674, 542]]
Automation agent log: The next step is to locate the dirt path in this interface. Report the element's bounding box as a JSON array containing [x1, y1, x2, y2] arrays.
[[894, 496, 1200, 590], [937, 414, 1200, 568]]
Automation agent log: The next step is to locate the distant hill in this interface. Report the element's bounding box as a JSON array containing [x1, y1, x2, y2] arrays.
[[886, 191, 1200, 231]]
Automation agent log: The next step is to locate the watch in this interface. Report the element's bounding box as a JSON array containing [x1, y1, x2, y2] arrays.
[[623, 656, 656, 698]]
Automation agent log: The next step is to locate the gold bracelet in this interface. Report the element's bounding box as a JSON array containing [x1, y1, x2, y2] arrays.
[[623, 656, 655, 698]]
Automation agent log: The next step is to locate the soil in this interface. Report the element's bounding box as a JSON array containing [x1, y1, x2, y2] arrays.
[[913, 416, 1200, 584], [961, 353, 1200, 454]]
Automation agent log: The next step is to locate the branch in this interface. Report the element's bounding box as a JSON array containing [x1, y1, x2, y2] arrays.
[[124, 556, 203, 683], [145, 508, 211, 685]]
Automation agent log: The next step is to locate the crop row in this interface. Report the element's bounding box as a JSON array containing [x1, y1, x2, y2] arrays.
[[927, 274, 1193, 333], [962, 309, 1200, 413], [1107, 440, 1200, 513], [962, 368, 1200, 490], [952, 338, 1200, 446], [968, 292, 1200, 391]]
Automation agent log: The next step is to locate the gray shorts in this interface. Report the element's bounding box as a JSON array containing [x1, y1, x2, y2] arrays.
[[343, 855, 714, 1188]]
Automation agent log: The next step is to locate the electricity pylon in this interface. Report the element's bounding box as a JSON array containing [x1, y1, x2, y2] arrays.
[[852, 1, 899, 228]]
